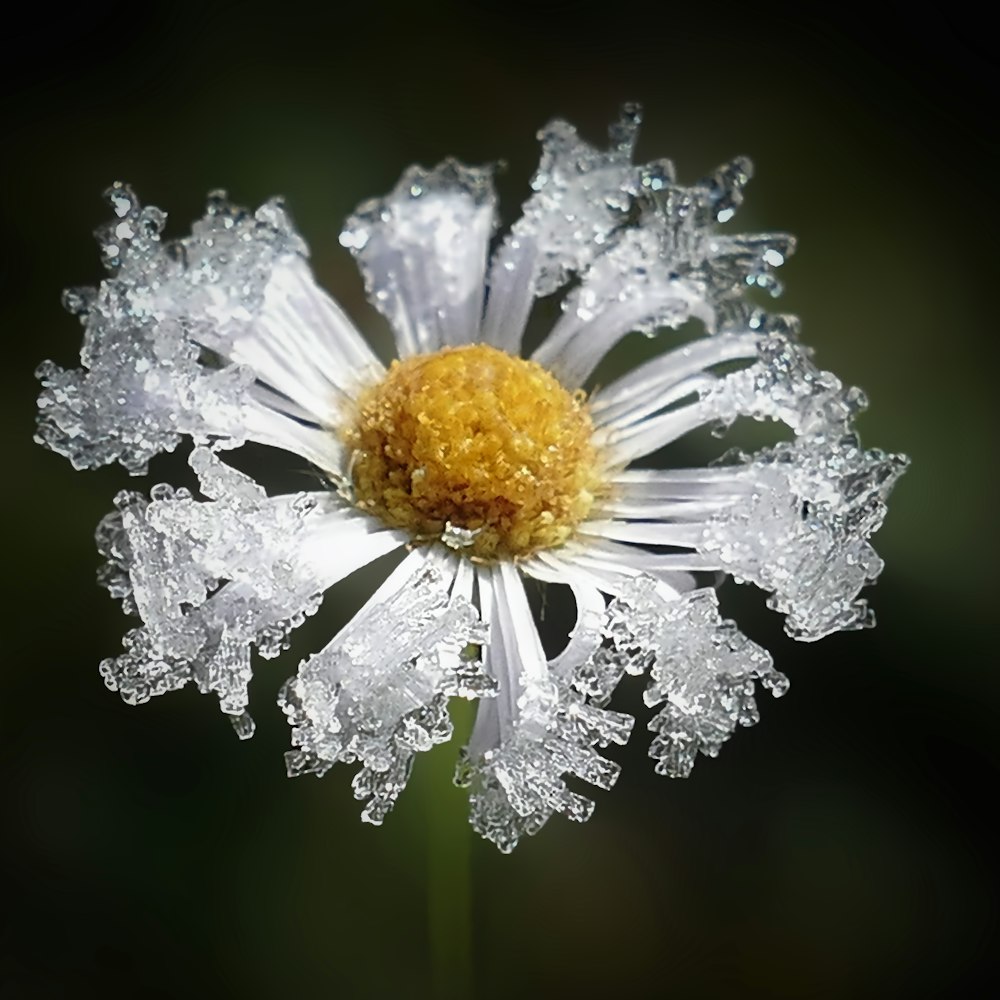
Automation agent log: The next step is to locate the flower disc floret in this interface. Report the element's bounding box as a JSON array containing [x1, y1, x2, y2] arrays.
[[343, 344, 603, 559]]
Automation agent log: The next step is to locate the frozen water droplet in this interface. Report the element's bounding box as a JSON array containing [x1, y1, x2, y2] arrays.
[[230, 711, 256, 740]]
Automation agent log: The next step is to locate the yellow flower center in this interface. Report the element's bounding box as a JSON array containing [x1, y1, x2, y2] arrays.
[[342, 344, 603, 560]]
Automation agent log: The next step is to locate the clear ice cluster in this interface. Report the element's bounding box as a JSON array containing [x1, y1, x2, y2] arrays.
[[96, 448, 328, 737], [599, 578, 788, 778], [457, 568, 634, 853], [702, 434, 908, 640], [36, 184, 311, 476], [279, 558, 493, 825], [36, 106, 906, 851]]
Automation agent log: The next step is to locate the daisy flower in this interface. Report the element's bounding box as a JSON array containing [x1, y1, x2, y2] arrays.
[[35, 106, 906, 852]]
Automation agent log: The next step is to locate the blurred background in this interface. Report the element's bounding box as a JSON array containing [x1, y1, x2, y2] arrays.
[[2, 4, 994, 997]]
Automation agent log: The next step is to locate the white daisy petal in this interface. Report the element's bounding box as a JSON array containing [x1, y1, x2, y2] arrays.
[[577, 519, 705, 548], [517, 561, 606, 680], [532, 229, 715, 387], [341, 160, 497, 356], [481, 106, 643, 353], [525, 539, 705, 603], [36, 185, 379, 476], [96, 448, 405, 733], [701, 434, 909, 641], [279, 550, 493, 825], [205, 255, 381, 424], [461, 562, 633, 853], [588, 332, 763, 429], [596, 332, 869, 468], [532, 158, 795, 388]]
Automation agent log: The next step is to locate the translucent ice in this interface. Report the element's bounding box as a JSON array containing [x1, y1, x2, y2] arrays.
[[702, 434, 909, 640], [598, 577, 788, 777], [279, 557, 493, 824]]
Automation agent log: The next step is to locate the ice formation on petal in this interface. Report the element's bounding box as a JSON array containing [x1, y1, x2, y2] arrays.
[[458, 563, 633, 853], [702, 434, 909, 640], [636, 159, 796, 332], [341, 160, 497, 357], [597, 576, 787, 777], [36, 183, 369, 476], [279, 553, 493, 824], [97, 448, 404, 733], [594, 331, 868, 470], [703, 332, 868, 436], [532, 157, 795, 387], [481, 105, 644, 351]]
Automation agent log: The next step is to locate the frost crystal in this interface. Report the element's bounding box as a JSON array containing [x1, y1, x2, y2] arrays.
[[702, 435, 909, 640], [458, 565, 634, 853], [37, 107, 906, 852], [35, 185, 309, 475], [597, 578, 787, 777], [703, 333, 868, 435], [279, 557, 492, 824], [98, 448, 331, 731]]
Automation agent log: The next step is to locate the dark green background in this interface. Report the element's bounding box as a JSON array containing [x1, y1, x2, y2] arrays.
[[2, 5, 994, 998]]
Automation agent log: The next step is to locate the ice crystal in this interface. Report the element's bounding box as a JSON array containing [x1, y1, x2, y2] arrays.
[[702, 434, 909, 640], [279, 557, 492, 824], [457, 565, 634, 853], [35, 185, 309, 475], [703, 333, 868, 435], [598, 578, 787, 777], [99, 448, 343, 728], [36, 106, 906, 851]]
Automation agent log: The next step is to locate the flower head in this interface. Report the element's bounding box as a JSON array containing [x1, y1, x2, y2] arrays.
[[36, 106, 906, 852]]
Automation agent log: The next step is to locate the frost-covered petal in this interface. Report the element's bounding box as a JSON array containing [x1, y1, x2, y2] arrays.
[[459, 562, 632, 853], [279, 550, 493, 825], [481, 106, 643, 353], [532, 159, 795, 387], [97, 448, 406, 730], [531, 228, 715, 387], [594, 576, 788, 777], [701, 433, 909, 640], [36, 184, 377, 476], [595, 332, 863, 469], [341, 160, 497, 357]]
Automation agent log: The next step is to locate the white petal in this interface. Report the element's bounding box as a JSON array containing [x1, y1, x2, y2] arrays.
[[341, 160, 496, 356], [595, 333, 872, 469], [589, 333, 763, 429], [36, 187, 376, 475], [279, 550, 492, 824], [461, 560, 632, 852], [198, 257, 382, 425], [600, 578, 788, 778], [242, 400, 347, 475], [517, 558, 606, 681], [700, 433, 908, 640], [577, 519, 705, 548], [530, 155, 795, 388], [481, 107, 643, 353], [532, 229, 715, 387]]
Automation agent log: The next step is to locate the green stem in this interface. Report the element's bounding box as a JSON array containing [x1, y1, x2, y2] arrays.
[[427, 698, 475, 1000]]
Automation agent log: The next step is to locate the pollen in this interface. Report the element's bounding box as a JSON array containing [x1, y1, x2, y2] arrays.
[[342, 344, 604, 560]]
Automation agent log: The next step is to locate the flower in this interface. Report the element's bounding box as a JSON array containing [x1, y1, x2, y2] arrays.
[[35, 106, 907, 852]]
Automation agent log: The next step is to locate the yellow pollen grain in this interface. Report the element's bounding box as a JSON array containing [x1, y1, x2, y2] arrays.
[[341, 344, 604, 560]]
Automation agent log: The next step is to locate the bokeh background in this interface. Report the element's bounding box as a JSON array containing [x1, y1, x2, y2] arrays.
[[2, 5, 994, 998]]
